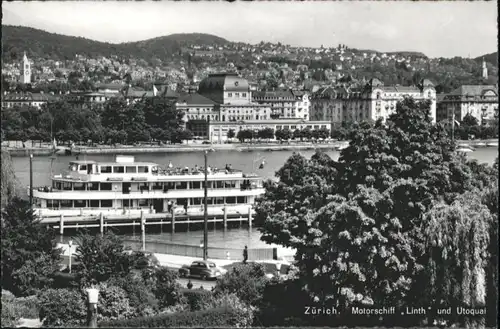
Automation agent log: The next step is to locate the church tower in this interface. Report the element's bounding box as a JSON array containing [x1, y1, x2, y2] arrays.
[[20, 52, 31, 84], [482, 59, 488, 79]]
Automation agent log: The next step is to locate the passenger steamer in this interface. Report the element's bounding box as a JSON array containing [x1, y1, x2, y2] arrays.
[[31, 155, 265, 221]]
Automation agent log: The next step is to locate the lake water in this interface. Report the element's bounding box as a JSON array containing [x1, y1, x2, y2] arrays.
[[11, 147, 498, 249]]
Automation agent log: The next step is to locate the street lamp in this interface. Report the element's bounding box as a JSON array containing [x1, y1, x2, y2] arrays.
[[86, 288, 99, 328], [68, 240, 73, 273]]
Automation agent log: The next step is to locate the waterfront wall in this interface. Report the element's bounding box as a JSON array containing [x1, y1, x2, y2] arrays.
[[122, 238, 277, 261]]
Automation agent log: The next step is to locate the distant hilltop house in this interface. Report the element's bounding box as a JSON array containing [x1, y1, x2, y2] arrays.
[[437, 85, 498, 126]]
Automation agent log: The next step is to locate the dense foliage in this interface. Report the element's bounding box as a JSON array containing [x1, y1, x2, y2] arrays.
[[1, 96, 190, 145], [98, 306, 248, 328], [254, 96, 498, 327], [1, 291, 39, 327], [213, 262, 268, 307], [0, 149, 20, 207], [38, 288, 87, 327], [1, 198, 61, 296], [74, 232, 136, 286]]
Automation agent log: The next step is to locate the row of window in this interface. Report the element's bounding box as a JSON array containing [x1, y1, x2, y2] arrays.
[[44, 196, 248, 209], [52, 180, 255, 191], [227, 93, 247, 98], [99, 165, 150, 174]]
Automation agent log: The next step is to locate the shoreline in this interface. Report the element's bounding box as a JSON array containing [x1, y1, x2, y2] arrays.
[[3, 139, 498, 157], [4, 142, 347, 157]]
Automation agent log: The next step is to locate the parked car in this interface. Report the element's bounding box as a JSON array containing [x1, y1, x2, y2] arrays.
[[178, 260, 223, 280]]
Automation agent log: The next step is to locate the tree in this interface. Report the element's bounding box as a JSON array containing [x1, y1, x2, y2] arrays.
[[227, 129, 235, 140], [1, 149, 20, 208], [1, 198, 61, 296], [461, 113, 479, 127], [424, 191, 491, 327], [255, 97, 482, 326], [74, 232, 135, 286], [214, 263, 267, 307]]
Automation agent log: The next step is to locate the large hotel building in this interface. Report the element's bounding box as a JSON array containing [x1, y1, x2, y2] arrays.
[[310, 78, 437, 127]]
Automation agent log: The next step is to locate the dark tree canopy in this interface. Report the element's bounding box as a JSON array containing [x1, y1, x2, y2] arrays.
[[254, 96, 495, 326]]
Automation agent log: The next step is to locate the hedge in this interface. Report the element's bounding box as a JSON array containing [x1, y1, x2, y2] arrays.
[[99, 306, 244, 327], [1, 292, 39, 327], [179, 287, 212, 311]]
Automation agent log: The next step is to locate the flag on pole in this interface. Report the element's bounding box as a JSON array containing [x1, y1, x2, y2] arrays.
[[452, 113, 460, 127], [153, 84, 158, 96], [53, 138, 57, 149]]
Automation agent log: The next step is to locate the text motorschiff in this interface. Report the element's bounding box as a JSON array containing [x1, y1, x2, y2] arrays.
[[351, 306, 396, 315]]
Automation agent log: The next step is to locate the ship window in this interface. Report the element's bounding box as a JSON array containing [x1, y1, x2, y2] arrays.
[[101, 166, 112, 173], [166, 182, 175, 190], [100, 200, 112, 208], [190, 181, 201, 189], [53, 181, 62, 190], [47, 200, 59, 208], [215, 197, 225, 204], [206, 197, 214, 205], [80, 165, 87, 171], [237, 196, 246, 204], [138, 199, 148, 207], [90, 200, 99, 208], [191, 198, 201, 205], [126, 166, 137, 173], [138, 166, 149, 173], [63, 182, 72, 191], [123, 200, 130, 207], [225, 181, 236, 188], [152, 182, 162, 190], [73, 183, 85, 191], [74, 200, 87, 208], [100, 183, 112, 191], [216, 181, 224, 188], [226, 196, 236, 204], [88, 182, 99, 191], [60, 200, 73, 208], [113, 166, 125, 173], [176, 182, 187, 189]]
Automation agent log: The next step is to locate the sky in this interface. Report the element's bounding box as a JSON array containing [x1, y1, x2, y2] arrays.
[[2, 1, 498, 58]]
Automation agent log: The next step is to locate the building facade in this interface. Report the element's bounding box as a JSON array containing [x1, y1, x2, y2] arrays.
[[310, 78, 437, 126], [208, 119, 331, 143], [437, 85, 498, 126], [2, 92, 57, 109], [252, 90, 310, 120]]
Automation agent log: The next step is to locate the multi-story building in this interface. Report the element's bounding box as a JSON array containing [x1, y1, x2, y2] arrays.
[[310, 78, 437, 126], [208, 119, 331, 143], [2, 92, 58, 109], [176, 72, 328, 142], [252, 90, 310, 120], [437, 85, 498, 126], [310, 86, 343, 127]]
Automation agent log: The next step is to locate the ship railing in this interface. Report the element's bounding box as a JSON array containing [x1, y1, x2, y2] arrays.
[[153, 168, 244, 176]]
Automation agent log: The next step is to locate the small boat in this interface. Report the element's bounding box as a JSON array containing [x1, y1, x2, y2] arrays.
[[458, 143, 470, 148], [474, 142, 486, 148], [486, 142, 498, 147]]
